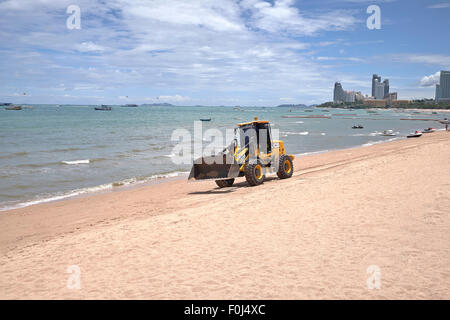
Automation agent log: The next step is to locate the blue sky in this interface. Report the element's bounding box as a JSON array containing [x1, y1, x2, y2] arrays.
[[0, 0, 449, 106]]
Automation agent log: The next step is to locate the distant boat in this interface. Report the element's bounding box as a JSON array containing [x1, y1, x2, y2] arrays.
[[95, 105, 112, 111], [0, 103, 12, 106], [282, 115, 331, 119], [304, 109, 314, 112], [407, 131, 422, 138], [200, 118, 211, 121], [380, 129, 396, 136], [122, 104, 138, 107], [5, 105, 22, 110], [352, 125, 364, 129]]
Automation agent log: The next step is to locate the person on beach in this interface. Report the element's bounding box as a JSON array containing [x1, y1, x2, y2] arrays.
[[445, 118, 448, 131]]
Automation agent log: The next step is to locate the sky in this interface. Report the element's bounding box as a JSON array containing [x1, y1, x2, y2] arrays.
[[0, 0, 449, 106]]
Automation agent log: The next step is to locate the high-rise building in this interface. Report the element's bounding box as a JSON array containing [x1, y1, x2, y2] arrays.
[[387, 92, 397, 101], [334, 82, 345, 103], [374, 79, 385, 99], [345, 91, 355, 103], [383, 79, 389, 98], [372, 74, 381, 97], [333, 82, 357, 103], [438, 70, 450, 101], [435, 84, 441, 102]]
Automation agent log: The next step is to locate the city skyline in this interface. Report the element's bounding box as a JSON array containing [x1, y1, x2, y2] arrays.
[[1, 0, 450, 106], [334, 73, 393, 103]]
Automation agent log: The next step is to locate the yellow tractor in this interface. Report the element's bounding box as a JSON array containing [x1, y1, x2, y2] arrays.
[[188, 118, 294, 187]]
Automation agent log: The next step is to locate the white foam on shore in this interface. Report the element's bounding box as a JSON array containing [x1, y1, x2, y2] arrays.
[[295, 150, 330, 157], [0, 171, 189, 212], [351, 132, 380, 137], [0, 183, 113, 212], [163, 153, 176, 158], [361, 137, 400, 147]]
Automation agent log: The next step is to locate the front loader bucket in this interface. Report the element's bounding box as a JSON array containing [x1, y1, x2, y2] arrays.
[[188, 154, 240, 181]]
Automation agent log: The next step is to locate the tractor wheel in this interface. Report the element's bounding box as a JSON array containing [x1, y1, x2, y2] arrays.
[[277, 155, 294, 179], [245, 161, 265, 186], [215, 178, 235, 188]]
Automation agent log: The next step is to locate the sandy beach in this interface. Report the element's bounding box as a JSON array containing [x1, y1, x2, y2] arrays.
[[0, 131, 449, 299]]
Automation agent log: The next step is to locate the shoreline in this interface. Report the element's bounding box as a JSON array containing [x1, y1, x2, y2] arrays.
[[0, 134, 411, 213], [0, 170, 190, 213]]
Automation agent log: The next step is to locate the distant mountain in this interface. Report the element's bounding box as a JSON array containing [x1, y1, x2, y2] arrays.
[[141, 103, 174, 107], [276, 104, 308, 108]]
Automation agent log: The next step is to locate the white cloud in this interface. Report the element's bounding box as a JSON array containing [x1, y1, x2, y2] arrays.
[[317, 56, 366, 62], [242, 0, 358, 36], [420, 71, 440, 87], [76, 42, 105, 53], [428, 3, 450, 8], [123, 0, 243, 32], [389, 54, 450, 67], [0, 0, 442, 104]]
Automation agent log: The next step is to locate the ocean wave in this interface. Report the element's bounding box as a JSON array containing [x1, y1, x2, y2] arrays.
[[16, 161, 60, 168], [0, 183, 113, 212], [351, 132, 380, 137], [164, 153, 176, 158], [296, 150, 329, 157], [281, 131, 309, 136], [41, 147, 81, 153], [0, 171, 189, 212], [62, 159, 90, 165], [112, 171, 189, 187], [0, 151, 28, 159], [361, 137, 400, 147]]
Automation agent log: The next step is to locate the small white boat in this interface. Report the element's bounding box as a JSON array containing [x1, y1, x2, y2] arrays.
[[422, 128, 435, 133], [407, 131, 422, 138], [5, 105, 22, 110], [380, 130, 396, 136], [95, 105, 112, 111]]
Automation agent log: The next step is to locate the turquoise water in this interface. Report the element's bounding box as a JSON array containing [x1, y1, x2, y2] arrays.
[[0, 105, 446, 210]]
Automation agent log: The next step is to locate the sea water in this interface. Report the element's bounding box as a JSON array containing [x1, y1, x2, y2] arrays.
[[0, 105, 446, 211]]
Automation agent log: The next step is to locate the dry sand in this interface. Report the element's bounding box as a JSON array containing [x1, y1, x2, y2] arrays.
[[0, 131, 449, 299]]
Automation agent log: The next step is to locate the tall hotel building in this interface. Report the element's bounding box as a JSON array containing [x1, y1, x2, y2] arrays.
[[436, 71, 450, 102], [372, 74, 381, 97]]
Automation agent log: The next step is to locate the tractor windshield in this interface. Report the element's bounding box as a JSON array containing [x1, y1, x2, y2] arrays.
[[235, 123, 271, 154], [236, 125, 255, 149]]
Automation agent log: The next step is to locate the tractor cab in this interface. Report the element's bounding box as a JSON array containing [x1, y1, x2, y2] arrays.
[[236, 119, 272, 157]]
